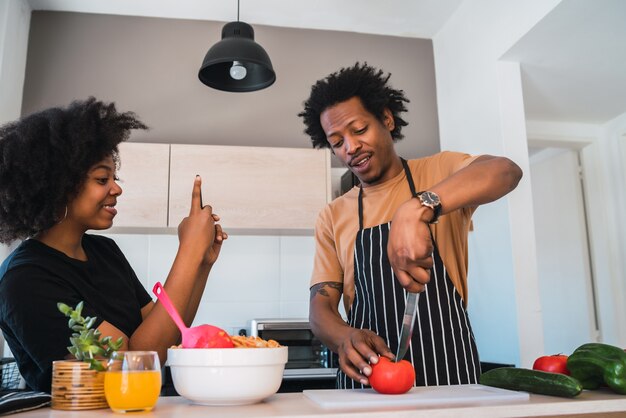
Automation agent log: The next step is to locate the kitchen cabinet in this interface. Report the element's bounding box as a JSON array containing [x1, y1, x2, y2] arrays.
[[114, 142, 170, 228], [168, 145, 331, 231]]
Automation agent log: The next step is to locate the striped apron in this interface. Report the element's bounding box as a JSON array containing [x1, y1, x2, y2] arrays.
[[337, 158, 481, 388]]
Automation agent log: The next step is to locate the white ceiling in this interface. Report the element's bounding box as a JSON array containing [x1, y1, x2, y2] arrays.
[[26, 0, 626, 126], [26, 0, 464, 39], [503, 0, 626, 124]]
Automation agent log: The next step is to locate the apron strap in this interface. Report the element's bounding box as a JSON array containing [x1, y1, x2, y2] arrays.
[[358, 183, 364, 231], [400, 157, 418, 198]]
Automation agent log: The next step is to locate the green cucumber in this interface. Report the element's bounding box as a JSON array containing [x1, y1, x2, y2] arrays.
[[480, 367, 582, 398]]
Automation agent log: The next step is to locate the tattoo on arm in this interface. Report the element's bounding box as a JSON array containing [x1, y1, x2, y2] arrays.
[[310, 281, 343, 301]]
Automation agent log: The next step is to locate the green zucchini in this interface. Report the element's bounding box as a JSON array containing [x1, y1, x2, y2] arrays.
[[479, 367, 582, 398]]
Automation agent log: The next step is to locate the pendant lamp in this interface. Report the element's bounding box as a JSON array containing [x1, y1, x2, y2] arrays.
[[198, 0, 276, 92]]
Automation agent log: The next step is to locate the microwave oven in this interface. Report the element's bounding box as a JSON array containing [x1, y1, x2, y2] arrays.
[[249, 318, 338, 381]]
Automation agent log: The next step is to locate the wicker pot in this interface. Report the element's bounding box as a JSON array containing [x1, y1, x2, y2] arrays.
[[51, 360, 108, 410]]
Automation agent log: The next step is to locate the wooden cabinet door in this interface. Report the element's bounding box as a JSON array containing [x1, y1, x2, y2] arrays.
[[114, 142, 170, 228], [169, 145, 330, 231]]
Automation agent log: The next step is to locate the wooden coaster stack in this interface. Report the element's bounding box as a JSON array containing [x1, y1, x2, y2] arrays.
[[51, 360, 108, 410]]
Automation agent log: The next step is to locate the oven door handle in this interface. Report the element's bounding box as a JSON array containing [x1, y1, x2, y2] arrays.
[[257, 323, 311, 331], [282, 368, 338, 380]]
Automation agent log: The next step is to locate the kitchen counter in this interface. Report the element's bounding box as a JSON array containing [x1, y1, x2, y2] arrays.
[[14, 390, 626, 418]]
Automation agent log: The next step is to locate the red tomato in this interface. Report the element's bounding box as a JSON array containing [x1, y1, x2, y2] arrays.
[[195, 329, 234, 348], [532, 354, 570, 375], [369, 357, 415, 394], [205, 330, 234, 348]]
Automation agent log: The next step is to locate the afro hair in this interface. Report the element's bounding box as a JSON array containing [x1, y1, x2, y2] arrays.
[[0, 97, 147, 244], [298, 62, 410, 149]]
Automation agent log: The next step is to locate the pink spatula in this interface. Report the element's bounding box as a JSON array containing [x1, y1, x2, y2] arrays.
[[153, 282, 233, 348]]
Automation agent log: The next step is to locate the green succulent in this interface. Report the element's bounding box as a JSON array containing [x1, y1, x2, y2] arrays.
[[57, 301, 124, 371]]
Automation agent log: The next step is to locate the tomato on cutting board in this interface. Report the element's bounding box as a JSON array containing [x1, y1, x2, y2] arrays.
[[369, 357, 415, 394], [532, 354, 570, 375]]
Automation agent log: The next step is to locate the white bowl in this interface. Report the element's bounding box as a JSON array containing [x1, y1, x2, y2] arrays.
[[167, 347, 288, 406]]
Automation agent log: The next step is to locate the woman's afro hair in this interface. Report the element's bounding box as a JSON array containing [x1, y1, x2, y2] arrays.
[[0, 97, 147, 244], [298, 62, 409, 149]]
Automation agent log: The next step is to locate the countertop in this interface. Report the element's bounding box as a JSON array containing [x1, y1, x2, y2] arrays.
[[14, 390, 626, 418]]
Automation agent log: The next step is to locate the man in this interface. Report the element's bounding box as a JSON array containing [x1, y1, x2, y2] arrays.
[[299, 63, 522, 389]]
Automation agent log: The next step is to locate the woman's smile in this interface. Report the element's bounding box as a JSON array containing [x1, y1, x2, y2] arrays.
[[102, 203, 117, 217]]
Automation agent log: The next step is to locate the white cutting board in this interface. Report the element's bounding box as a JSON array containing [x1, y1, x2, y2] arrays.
[[303, 384, 529, 410]]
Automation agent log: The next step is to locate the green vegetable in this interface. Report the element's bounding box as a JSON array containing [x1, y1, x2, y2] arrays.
[[480, 367, 582, 398], [57, 301, 124, 371], [567, 343, 626, 394]]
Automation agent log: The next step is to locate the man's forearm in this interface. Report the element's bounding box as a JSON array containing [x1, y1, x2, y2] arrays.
[[431, 155, 522, 215], [309, 282, 351, 353]]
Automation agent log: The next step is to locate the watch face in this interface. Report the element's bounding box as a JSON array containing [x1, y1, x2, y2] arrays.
[[421, 191, 440, 206], [418, 191, 441, 224]]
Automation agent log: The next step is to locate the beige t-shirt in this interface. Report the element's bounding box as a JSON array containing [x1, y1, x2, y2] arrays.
[[310, 151, 478, 312]]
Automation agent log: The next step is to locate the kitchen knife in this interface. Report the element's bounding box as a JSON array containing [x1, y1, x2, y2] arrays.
[[395, 291, 420, 362]]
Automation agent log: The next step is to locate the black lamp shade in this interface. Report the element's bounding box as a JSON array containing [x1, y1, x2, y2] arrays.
[[198, 21, 276, 92]]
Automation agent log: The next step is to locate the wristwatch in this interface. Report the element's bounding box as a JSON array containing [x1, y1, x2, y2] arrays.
[[416, 191, 442, 224]]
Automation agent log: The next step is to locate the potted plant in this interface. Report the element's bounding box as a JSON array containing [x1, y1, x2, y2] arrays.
[[50, 301, 124, 410], [58, 301, 123, 370]]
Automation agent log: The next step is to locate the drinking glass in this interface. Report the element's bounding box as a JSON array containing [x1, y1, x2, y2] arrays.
[[104, 351, 162, 413]]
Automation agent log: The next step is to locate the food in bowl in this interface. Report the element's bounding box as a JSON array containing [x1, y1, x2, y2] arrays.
[[170, 335, 281, 349], [167, 343, 288, 406], [230, 335, 281, 348]]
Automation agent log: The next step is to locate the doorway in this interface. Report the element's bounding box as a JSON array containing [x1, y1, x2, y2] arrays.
[[529, 146, 599, 354]]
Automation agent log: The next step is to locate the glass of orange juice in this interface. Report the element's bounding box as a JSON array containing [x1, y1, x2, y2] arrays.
[[104, 351, 162, 413]]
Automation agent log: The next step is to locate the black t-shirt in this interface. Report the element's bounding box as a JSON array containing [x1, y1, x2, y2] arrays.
[[0, 234, 152, 392]]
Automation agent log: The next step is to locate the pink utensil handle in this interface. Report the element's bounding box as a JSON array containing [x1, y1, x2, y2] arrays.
[[152, 281, 188, 332]]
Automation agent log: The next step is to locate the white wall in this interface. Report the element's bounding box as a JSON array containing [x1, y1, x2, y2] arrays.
[[0, 0, 31, 357], [432, 0, 563, 367], [530, 148, 598, 353], [0, 0, 30, 125], [106, 233, 315, 335], [600, 113, 626, 340]]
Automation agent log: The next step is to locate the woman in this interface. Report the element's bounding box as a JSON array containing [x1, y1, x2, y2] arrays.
[[0, 98, 226, 392]]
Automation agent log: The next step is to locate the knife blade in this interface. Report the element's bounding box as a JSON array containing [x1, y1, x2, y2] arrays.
[[395, 291, 420, 362]]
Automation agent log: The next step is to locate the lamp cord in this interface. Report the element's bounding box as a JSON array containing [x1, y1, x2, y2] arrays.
[[237, 0, 240, 21]]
